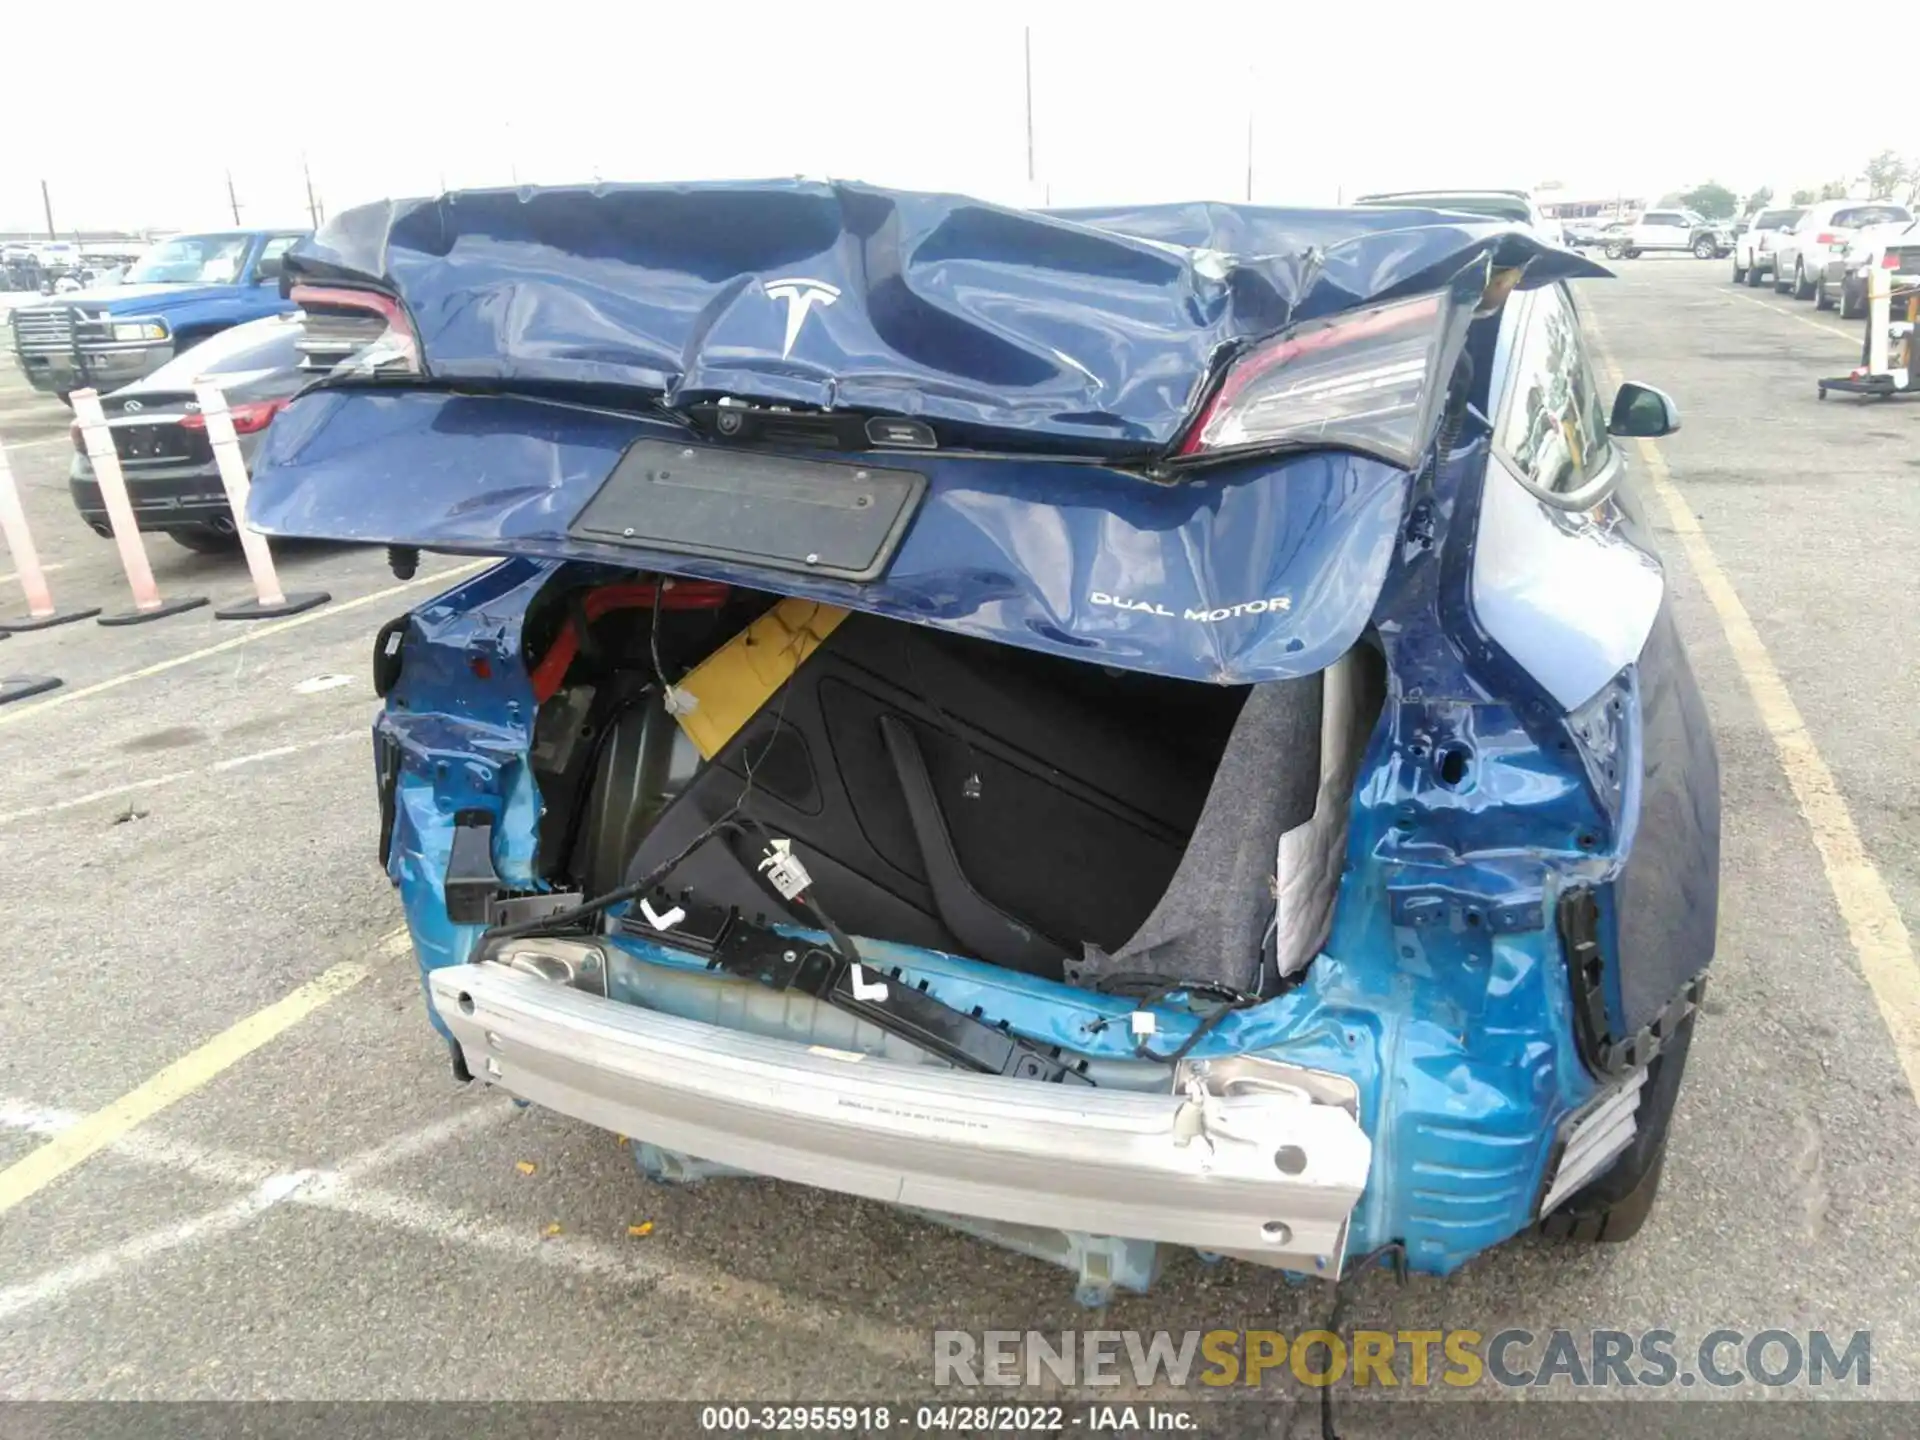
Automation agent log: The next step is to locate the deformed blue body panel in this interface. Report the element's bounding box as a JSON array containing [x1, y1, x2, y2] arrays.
[[295, 181, 1714, 1283], [286, 181, 1603, 451], [373, 545, 1597, 1274], [365, 421, 1704, 1276], [252, 391, 1408, 685]]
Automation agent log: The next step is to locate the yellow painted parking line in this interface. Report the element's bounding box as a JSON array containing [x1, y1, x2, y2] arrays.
[[0, 559, 488, 731], [0, 963, 367, 1214], [1729, 289, 1859, 344], [0, 928, 409, 1215], [1589, 315, 1920, 1103]]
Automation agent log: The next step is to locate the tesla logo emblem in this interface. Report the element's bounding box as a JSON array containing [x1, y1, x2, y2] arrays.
[[121, 399, 142, 412], [763, 277, 839, 358]]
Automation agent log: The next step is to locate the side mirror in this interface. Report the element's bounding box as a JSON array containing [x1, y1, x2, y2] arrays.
[[1609, 382, 1681, 438], [253, 257, 284, 284]]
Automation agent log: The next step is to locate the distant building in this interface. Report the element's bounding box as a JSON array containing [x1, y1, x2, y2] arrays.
[[1537, 196, 1644, 221]]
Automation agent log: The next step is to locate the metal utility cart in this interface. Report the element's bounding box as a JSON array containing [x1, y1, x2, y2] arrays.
[[1819, 260, 1920, 399]]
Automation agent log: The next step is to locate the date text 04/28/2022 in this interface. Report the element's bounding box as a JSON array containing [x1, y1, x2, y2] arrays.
[[697, 1404, 1195, 1431]]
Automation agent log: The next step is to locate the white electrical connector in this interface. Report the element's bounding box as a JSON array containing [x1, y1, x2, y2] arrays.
[[849, 963, 889, 1001], [757, 837, 813, 900], [1129, 1011, 1157, 1040], [662, 685, 699, 716], [638, 897, 685, 931]]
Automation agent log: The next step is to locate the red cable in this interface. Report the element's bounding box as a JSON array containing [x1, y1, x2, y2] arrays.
[[528, 579, 729, 702]]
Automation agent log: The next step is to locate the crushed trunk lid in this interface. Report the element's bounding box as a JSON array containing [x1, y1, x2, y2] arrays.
[[252, 181, 1600, 683]]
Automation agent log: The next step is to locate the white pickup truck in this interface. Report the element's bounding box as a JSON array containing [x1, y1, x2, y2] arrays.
[[1604, 210, 1733, 260]]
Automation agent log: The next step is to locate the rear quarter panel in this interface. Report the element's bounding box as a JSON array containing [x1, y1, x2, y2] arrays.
[[1468, 292, 1721, 1038]]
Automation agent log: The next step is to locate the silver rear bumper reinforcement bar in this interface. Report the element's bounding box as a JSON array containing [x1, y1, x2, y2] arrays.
[[430, 962, 1372, 1274]]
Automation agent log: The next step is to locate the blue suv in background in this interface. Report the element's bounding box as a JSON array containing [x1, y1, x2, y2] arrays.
[[7, 229, 307, 401]]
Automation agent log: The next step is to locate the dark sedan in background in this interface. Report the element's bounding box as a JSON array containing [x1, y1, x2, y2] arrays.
[[69, 313, 303, 553]]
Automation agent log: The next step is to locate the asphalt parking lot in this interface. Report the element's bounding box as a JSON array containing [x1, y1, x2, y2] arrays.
[[0, 258, 1916, 1431]]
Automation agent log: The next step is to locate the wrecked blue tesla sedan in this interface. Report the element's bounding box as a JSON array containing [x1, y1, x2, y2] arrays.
[[250, 180, 1718, 1300]]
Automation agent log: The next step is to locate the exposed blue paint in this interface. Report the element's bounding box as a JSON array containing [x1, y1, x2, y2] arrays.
[[377, 558, 549, 1036]]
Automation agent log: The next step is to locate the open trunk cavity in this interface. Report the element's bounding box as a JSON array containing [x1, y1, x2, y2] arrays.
[[525, 570, 1385, 996]]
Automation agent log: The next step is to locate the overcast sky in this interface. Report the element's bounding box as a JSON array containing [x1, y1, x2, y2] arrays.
[[2, 0, 1907, 235]]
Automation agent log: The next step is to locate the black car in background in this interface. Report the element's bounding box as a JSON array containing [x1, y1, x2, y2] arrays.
[[68, 313, 303, 553]]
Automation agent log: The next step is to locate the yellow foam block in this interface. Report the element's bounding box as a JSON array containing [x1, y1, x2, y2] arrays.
[[674, 598, 849, 758]]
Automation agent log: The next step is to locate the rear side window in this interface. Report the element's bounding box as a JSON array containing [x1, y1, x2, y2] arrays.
[[1499, 286, 1614, 496], [1757, 209, 1804, 230], [1834, 205, 1911, 228], [253, 235, 301, 281]]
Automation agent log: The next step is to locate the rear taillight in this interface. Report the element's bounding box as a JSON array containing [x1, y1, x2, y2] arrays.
[[1177, 271, 1476, 469], [180, 398, 288, 435], [1816, 231, 1843, 247], [1884, 252, 1904, 269], [290, 283, 421, 377]]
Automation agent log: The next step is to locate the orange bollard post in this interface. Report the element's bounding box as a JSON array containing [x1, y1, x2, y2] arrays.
[[0, 436, 99, 632], [195, 381, 328, 619], [70, 388, 208, 626]]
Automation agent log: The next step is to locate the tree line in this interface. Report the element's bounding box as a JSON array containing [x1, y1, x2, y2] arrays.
[[1658, 152, 1918, 219]]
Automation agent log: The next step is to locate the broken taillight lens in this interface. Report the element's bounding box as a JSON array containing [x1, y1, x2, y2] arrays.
[[290, 283, 421, 377], [1177, 274, 1475, 469]]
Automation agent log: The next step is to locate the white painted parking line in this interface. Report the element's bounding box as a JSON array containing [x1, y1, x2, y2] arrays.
[[0, 958, 373, 1215], [0, 769, 193, 826], [0, 559, 489, 732], [293, 673, 354, 694], [1589, 312, 1920, 1105], [0, 560, 66, 587], [0, 730, 363, 827], [0, 1170, 316, 1322], [1729, 289, 1859, 344], [0, 1094, 923, 1364], [0, 1098, 511, 1322]]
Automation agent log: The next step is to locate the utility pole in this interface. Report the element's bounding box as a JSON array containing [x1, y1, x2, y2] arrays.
[[226, 170, 242, 226], [40, 179, 55, 239], [1244, 64, 1256, 203], [1024, 26, 1036, 186], [303, 157, 322, 228], [1245, 109, 1253, 203]]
